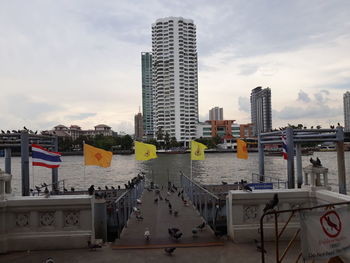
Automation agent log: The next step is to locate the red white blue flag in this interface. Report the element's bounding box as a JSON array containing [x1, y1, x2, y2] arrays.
[[32, 144, 62, 168], [281, 135, 288, 160]]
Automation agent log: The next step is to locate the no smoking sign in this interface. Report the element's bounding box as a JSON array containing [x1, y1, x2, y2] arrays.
[[320, 210, 342, 238]]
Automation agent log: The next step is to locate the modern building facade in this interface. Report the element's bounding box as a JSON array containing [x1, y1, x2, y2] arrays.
[[141, 52, 153, 137], [152, 17, 199, 145], [250, 87, 272, 136], [344, 91, 350, 132], [134, 112, 144, 141], [209, 107, 223, 121]]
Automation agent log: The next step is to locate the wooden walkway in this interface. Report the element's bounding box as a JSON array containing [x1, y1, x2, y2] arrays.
[[112, 188, 224, 249]]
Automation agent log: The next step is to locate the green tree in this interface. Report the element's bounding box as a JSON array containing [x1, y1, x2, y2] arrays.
[[164, 132, 170, 149]]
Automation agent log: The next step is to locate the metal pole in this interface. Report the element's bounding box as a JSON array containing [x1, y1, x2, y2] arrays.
[[295, 143, 303, 188], [52, 136, 59, 193], [21, 131, 30, 196], [4, 148, 12, 194], [258, 133, 265, 181], [286, 127, 295, 189], [4, 148, 11, 174], [336, 127, 346, 194]]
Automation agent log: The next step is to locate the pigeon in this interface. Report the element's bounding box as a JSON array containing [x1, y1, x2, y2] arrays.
[[173, 232, 183, 240], [197, 222, 205, 231], [23, 126, 28, 131], [177, 192, 181, 197], [111, 186, 115, 190], [136, 214, 144, 221], [144, 228, 151, 241], [137, 199, 142, 204], [168, 203, 172, 210], [222, 181, 228, 185], [118, 185, 121, 190], [70, 187, 75, 192], [243, 184, 253, 192], [168, 228, 180, 237], [316, 157, 322, 166], [263, 193, 279, 213], [254, 239, 267, 253], [64, 188, 68, 192], [44, 257, 55, 263], [87, 240, 102, 251], [173, 210, 178, 217], [1, 130, 4, 134], [98, 186, 102, 190], [133, 207, 140, 213], [164, 247, 176, 256], [44, 187, 50, 198], [192, 228, 198, 237], [105, 186, 109, 190], [88, 185, 95, 195]]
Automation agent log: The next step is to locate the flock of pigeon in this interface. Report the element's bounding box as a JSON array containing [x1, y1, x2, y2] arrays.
[[130, 183, 208, 256]]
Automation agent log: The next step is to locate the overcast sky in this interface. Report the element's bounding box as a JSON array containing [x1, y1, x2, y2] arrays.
[[1, 0, 349, 133]]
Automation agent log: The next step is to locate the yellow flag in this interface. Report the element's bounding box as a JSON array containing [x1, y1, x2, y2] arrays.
[[191, 140, 207, 160], [84, 144, 113, 168], [135, 141, 158, 161], [237, 139, 248, 159]]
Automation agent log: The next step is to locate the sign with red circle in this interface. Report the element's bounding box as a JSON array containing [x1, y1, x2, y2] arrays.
[[320, 210, 342, 238]]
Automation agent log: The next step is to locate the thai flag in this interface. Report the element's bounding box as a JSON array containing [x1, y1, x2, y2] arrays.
[[281, 135, 288, 160], [32, 144, 62, 168]]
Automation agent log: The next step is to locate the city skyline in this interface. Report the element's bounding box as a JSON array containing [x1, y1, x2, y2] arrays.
[[1, 1, 350, 133]]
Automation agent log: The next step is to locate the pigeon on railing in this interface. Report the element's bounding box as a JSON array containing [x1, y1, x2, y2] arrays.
[[263, 193, 279, 213], [164, 247, 176, 256]]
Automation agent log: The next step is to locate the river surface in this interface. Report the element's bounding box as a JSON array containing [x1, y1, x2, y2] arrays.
[[1, 152, 349, 195]]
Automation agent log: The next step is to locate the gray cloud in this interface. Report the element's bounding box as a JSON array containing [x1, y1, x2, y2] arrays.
[[274, 105, 342, 120], [238, 97, 250, 113], [67, 113, 97, 120], [239, 64, 259, 75], [297, 90, 311, 103]]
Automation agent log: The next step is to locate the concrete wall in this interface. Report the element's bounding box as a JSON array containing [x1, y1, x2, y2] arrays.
[[227, 188, 350, 245], [0, 195, 94, 253], [226, 189, 317, 243]]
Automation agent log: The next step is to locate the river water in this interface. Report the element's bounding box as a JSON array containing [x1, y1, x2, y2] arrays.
[[1, 152, 349, 195]]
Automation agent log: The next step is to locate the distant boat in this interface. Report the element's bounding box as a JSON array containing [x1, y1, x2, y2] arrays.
[[319, 145, 336, 152], [265, 149, 314, 156], [157, 148, 187, 154]]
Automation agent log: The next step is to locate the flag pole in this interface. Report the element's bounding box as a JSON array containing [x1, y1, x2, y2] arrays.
[[83, 141, 86, 189]]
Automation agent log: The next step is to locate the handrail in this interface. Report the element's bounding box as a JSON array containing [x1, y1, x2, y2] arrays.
[[259, 201, 350, 263], [180, 171, 220, 200]]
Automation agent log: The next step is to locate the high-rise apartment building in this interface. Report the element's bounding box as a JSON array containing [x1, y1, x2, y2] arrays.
[[344, 91, 350, 132], [152, 17, 198, 144], [141, 52, 153, 137], [134, 112, 144, 141], [250, 87, 272, 136], [209, 107, 223, 121]]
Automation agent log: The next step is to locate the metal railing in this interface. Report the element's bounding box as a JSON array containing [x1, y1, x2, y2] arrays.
[[252, 173, 287, 189], [108, 179, 144, 240], [180, 172, 221, 231], [32, 179, 67, 195], [259, 201, 350, 263]]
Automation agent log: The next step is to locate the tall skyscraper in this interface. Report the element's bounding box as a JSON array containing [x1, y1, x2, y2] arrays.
[[344, 91, 350, 132], [209, 107, 223, 121], [134, 112, 144, 141], [141, 52, 153, 137], [152, 17, 198, 144], [250, 87, 272, 136]]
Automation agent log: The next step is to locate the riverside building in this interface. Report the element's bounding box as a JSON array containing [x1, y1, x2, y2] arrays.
[[141, 52, 153, 138], [344, 91, 350, 132], [151, 17, 199, 146], [250, 87, 272, 136], [209, 107, 223, 121], [134, 112, 144, 141]]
